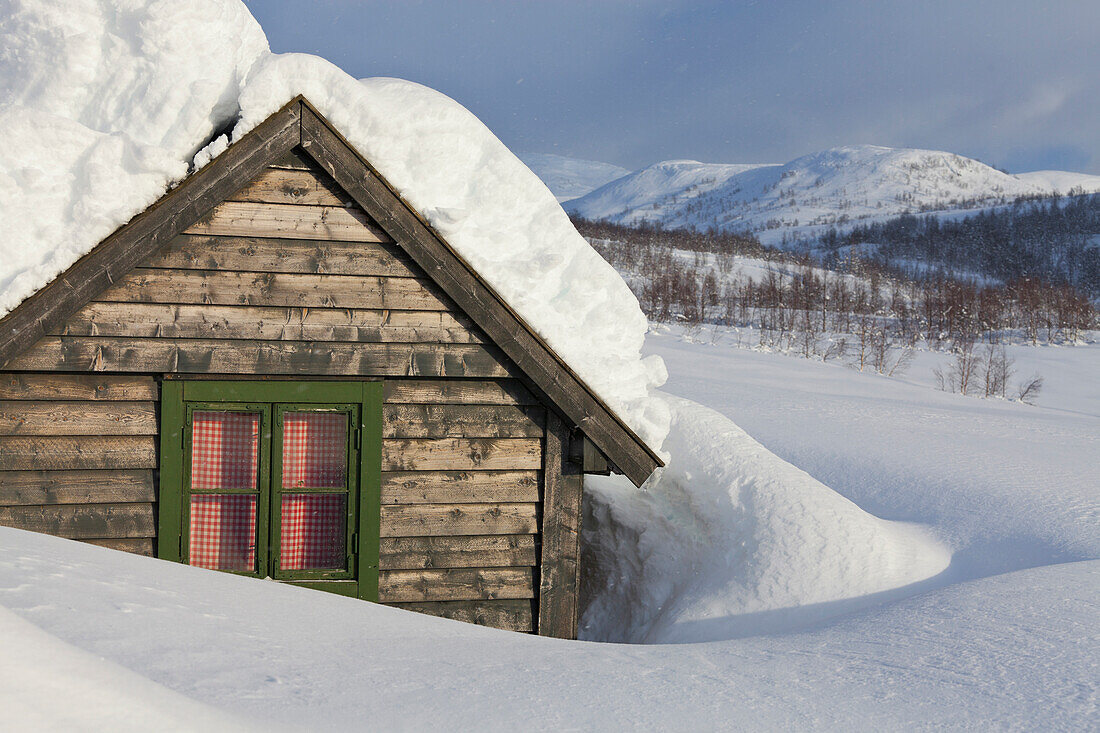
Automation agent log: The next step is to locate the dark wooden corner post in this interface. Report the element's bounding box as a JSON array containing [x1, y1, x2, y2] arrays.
[[537, 411, 584, 639]]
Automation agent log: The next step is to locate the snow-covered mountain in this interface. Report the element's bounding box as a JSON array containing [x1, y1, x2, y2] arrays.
[[565, 145, 1100, 245], [1014, 169, 1100, 193], [519, 152, 630, 202], [561, 158, 777, 218]]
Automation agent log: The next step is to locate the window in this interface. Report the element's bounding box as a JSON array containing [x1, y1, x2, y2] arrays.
[[158, 381, 381, 600]]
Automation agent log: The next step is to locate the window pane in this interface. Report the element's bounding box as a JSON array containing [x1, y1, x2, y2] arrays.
[[189, 494, 257, 571], [280, 493, 346, 570], [190, 411, 260, 491], [281, 412, 347, 489]]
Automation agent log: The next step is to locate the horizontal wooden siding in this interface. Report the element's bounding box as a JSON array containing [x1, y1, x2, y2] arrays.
[[0, 374, 158, 556]]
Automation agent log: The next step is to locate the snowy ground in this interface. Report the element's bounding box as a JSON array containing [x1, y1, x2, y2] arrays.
[[2, 333, 1096, 730], [647, 330, 1100, 576]]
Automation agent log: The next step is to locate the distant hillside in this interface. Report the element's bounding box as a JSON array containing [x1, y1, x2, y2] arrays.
[[830, 192, 1100, 296], [565, 145, 1100, 246], [519, 152, 630, 202]]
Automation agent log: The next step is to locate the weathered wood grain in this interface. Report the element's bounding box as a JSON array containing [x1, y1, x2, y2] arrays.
[[379, 535, 537, 570], [380, 502, 537, 537], [383, 404, 543, 439], [58, 302, 484, 344], [0, 436, 157, 470], [0, 374, 157, 401], [0, 470, 154, 505], [0, 503, 155, 539], [0, 401, 157, 436], [82, 537, 155, 556], [227, 166, 352, 207], [381, 470, 540, 504], [184, 201, 390, 242], [8, 338, 513, 378], [388, 599, 534, 632], [268, 148, 316, 171], [143, 235, 411, 276], [378, 567, 535, 602], [582, 436, 611, 475], [383, 379, 538, 406], [0, 99, 301, 371], [97, 269, 451, 311], [382, 438, 541, 471], [538, 411, 584, 639]]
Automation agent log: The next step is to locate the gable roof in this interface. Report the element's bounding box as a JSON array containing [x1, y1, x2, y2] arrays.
[[0, 96, 662, 487]]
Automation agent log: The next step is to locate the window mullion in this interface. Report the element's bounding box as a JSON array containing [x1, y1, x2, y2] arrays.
[[265, 404, 281, 578]]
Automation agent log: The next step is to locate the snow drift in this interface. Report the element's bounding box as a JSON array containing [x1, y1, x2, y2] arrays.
[[1, 525, 1092, 729], [0, 605, 244, 731], [0, 0, 668, 450], [581, 394, 951, 643]]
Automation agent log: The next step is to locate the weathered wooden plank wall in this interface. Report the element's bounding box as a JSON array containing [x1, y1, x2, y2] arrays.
[[0, 373, 159, 556], [0, 155, 556, 633]]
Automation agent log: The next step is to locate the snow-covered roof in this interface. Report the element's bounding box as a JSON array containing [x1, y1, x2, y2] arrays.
[[0, 0, 669, 455]]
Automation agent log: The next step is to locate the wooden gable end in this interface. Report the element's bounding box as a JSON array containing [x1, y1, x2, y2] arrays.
[[9, 155, 512, 379], [0, 96, 659, 487]]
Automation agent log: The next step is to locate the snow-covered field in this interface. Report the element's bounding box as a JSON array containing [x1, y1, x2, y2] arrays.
[[3, 333, 1096, 730], [647, 331, 1099, 576]]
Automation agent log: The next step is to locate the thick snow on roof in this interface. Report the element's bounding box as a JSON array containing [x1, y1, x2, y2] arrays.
[[0, 0, 668, 450]]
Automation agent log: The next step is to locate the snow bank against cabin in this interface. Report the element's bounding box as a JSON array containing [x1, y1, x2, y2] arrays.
[[581, 394, 952, 643], [0, 0, 668, 449]]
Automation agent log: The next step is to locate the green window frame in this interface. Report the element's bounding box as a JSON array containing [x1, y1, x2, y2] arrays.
[[158, 379, 382, 600]]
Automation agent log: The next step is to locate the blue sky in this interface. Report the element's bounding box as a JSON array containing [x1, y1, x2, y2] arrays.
[[248, 1, 1100, 173]]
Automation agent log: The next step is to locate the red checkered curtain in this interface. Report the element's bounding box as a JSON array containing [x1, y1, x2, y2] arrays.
[[188, 411, 260, 571], [189, 494, 257, 571], [190, 411, 260, 490], [279, 412, 348, 570], [281, 412, 347, 489], [280, 493, 346, 569]]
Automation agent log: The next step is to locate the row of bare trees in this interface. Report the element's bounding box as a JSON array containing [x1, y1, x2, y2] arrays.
[[581, 221, 1095, 394], [605, 237, 1095, 347], [933, 340, 1043, 403]]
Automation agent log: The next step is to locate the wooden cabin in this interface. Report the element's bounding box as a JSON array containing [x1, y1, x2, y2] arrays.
[[0, 97, 660, 639]]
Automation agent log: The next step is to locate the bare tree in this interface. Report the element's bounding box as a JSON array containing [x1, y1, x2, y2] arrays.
[[822, 337, 847, 363], [934, 335, 979, 394], [715, 250, 734, 275], [797, 306, 820, 359], [982, 343, 1014, 398], [1016, 374, 1044, 405], [953, 336, 979, 395], [848, 313, 874, 372]]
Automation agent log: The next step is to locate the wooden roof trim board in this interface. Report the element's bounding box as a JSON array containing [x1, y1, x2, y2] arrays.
[[0, 95, 662, 486]]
